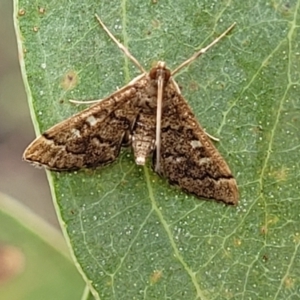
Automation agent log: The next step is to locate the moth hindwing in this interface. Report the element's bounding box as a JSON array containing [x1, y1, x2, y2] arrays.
[[23, 15, 238, 205]]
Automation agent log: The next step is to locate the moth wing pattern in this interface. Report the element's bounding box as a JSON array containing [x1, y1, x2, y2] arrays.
[[155, 81, 238, 205], [24, 86, 141, 170]]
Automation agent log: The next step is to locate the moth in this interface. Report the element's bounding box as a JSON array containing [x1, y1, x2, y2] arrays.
[[23, 15, 238, 205]]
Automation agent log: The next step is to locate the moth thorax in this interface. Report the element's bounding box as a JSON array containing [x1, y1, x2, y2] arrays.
[[149, 61, 171, 82]]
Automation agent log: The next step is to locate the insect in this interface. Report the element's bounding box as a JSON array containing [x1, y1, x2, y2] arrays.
[[23, 14, 238, 205]]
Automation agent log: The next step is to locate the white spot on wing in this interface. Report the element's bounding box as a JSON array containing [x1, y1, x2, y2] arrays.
[[86, 115, 98, 126], [176, 157, 184, 163], [190, 140, 202, 148], [198, 157, 210, 165], [71, 128, 81, 137]]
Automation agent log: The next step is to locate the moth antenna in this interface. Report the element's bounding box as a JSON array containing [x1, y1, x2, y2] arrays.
[[95, 14, 147, 74], [171, 22, 236, 76], [203, 131, 220, 142]]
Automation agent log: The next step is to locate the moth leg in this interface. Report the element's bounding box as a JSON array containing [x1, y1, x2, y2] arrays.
[[70, 74, 147, 105], [203, 130, 220, 142]]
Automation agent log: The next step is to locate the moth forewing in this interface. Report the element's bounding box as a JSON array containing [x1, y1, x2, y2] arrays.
[[23, 85, 140, 170], [156, 79, 238, 205], [23, 14, 238, 204]]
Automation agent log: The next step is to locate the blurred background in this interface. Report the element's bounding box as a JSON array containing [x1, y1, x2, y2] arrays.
[[0, 1, 57, 226]]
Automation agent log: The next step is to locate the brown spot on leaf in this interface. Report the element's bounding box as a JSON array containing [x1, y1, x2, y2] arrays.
[[151, 19, 160, 29], [271, 166, 288, 182], [293, 232, 300, 243], [260, 217, 279, 236], [216, 81, 225, 90], [188, 80, 199, 91], [251, 125, 263, 134], [260, 225, 268, 235], [18, 9, 26, 16], [262, 254, 268, 262], [38, 7, 46, 14], [233, 237, 242, 247], [150, 269, 162, 284], [61, 70, 79, 91], [284, 277, 294, 289]]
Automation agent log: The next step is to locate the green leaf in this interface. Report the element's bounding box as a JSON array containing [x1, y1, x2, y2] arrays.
[[15, 0, 300, 299], [0, 192, 85, 299]]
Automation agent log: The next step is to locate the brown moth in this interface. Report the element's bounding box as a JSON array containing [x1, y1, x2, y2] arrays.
[[23, 15, 238, 205]]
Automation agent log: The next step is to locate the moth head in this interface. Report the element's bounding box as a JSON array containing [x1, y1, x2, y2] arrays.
[[149, 61, 171, 82]]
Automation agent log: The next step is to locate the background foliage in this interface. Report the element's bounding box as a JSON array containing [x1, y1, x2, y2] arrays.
[[0, 193, 84, 299]]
